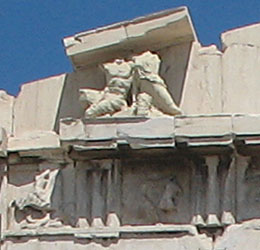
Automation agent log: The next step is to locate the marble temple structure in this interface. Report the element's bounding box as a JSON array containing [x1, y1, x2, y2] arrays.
[[1, 6, 260, 249]]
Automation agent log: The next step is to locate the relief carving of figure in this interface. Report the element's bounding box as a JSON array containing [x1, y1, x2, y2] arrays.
[[79, 51, 181, 118], [79, 58, 133, 118], [141, 176, 183, 223], [131, 51, 182, 116], [158, 176, 183, 212], [11, 169, 62, 229]]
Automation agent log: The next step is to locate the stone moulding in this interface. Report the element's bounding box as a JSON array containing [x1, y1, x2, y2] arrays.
[[59, 114, 260, 156], [63, 6, 197, 69], [1, 114, 260, 158], [2, 224, 197, 240]]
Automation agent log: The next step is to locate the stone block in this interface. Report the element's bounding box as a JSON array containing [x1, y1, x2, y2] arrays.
[[159, 42, 192, 105], [60, 118, 117, 141], [221, 24, 260, 114], [66, 26, 127, 56], [233, 115, 260, 135], [180, 42, 222, 114], [222, 23, 260, 49], [117, 117, 174, 139], [0, 91, 14, 135], [0, 127, 7, 157], [63, 7, 197, 69], [215, 219, 260, 250], [125, 8, 195, 50], [85, 121, 117, 140], [60, 117, 175, 143], [8, 131, 60, 152], [222, 44, 260, 113], [14, 74, 66, 136], [60, 118, 85, 141], [175, 115, 232, 138]]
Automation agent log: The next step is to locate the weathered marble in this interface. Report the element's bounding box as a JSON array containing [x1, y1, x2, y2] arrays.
[[215, 219, 260, 250], [79, 51, 181, 118], [14, 74, 66, 136], [0, 91, 14, 135], [180, 42, 222, 114], [3, 5, 260, 250], [8, 131, 60, 153], [63, 7, 197, 69], [222, 41, 260, 113]]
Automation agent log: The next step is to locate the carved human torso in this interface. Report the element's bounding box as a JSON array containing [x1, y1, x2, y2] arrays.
[[102, 59, 133, 97]]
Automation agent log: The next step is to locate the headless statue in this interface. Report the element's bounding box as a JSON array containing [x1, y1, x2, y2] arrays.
[[79, 51, 181, 118], [131, 51, 181, 116], [79, 59, 133, 118]]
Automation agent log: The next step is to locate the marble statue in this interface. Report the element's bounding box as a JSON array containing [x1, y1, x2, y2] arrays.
[[79, 58, 133, 118], [79, 51, 181, 118], [131, 51, 182, 116]]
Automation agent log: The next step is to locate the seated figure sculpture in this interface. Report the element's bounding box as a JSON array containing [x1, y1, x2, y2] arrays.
[[79, 51, 181, 118]]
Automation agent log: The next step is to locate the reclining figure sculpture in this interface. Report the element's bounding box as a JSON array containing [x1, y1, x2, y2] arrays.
[[79, 51, 182, 118], [79, 58, 133, 118]]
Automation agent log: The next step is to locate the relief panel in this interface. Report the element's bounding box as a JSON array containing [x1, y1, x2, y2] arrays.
[[121, 157, 192, 225]]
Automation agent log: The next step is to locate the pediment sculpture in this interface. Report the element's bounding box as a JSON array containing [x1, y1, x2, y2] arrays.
[[79, 51, 182, 118]]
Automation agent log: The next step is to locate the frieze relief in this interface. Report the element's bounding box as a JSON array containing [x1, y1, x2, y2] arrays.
[[5, 153, 260, 233], [10, 167, 63, 229], [6, 160, 121, 231], [121, 157, 192, 225]]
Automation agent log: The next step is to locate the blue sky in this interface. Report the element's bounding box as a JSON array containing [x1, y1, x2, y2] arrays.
[[1, 0, 260, 96]]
